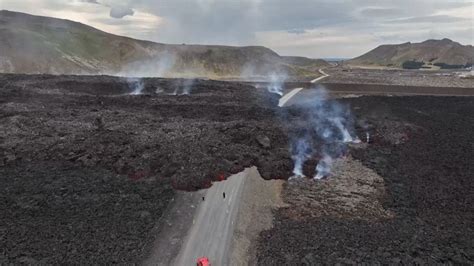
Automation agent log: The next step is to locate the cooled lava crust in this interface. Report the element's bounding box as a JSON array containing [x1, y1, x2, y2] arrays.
[[0, 74, 291, 263], [257, 96, 474, 264]]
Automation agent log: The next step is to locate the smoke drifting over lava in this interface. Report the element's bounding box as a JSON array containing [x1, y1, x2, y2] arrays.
[[267, 72, 287, 96], [128, 77, 145, 95], [169, 79, 196, 95], [119, 52, 177, 78], [290, 136, 312, 177], [287, 86, 359, 179]]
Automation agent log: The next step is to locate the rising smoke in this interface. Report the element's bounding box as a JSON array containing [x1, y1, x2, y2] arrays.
[[181, 79, 195, 95], [120, 52, 178, 95], [267, 72, 287, 96], [358, 119, 371, 143], [239, 62, 289, 96], [290, 135, 312, 177], [118, 52, 177, 78], [128, 77, 145, 95], [127, 78, 196, 96], [168, 79, 196, 95], [289, 86, 359, 180], [314, 154, 333, 180]]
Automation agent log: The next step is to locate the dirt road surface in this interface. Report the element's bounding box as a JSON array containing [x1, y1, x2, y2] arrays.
[[310, 69, 330, 83], [282, 83, 474, 107], [278, 87, 303, 107], [144, 167, 283, 266], [145, 168, 251, 265], [279, 69, 329, 107], [142, 190, 205, 266], [174, 169, 247, 265]]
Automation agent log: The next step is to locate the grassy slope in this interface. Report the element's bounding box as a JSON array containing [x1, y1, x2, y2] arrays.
[[0, 10, 328, 78], [348, 39, 474, 68], [0, 10, 147, 73]]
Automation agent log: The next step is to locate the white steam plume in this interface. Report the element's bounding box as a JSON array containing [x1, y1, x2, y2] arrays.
[[267, 72, 287, 96], [291, 137, 312, 177], [168, 79, 195, 95], [314, 153, 333, 180], [118, 52, 176, 78], [330, 117, 360, 143], [128, 77, 144, 95], [181, 79, 195, 95], [289, 86, 360, 180]]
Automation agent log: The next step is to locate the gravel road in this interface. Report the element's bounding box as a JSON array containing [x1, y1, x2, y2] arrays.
[[145, 169, 251, 265], [145, 167, 284, 266], [282, 82, 474, 107], [173, 169, 248, 265]]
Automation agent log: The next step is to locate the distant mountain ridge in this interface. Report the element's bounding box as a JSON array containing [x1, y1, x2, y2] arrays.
[[0, 10, 328, 78], [348, 39, 474, 69]]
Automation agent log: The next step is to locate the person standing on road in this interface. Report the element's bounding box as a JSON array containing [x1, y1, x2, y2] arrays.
[[223, 192, 226, 199]]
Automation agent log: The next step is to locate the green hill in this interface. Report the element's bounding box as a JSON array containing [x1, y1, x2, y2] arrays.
[[0, 10, 328, 78], [348, 39, 474, 69]]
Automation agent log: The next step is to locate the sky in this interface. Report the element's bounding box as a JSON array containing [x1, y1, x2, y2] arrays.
[[1, 0, 473, 58]]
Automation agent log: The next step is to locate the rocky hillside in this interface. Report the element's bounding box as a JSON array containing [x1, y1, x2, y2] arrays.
[[348, 39, 474, 69], [0, 10, 327, 78]]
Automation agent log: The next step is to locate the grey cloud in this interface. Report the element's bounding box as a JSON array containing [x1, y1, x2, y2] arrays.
[[109, 5, 134, 19], [388, 15, 470, 24], [131, 0, 359, 44], [80, 0, 99, 4], [359, 7, 404, 18], [79, 0, 135, 19], [288, 29, 308, 35], [130, 0, 472, 44]]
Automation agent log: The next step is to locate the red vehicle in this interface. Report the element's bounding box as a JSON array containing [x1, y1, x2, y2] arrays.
[[197, 257, 210, 266]]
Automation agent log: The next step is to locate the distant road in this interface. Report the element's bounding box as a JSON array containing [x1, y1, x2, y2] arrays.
[[279, 69, 474, 107], [288, 83, 474, 106], [278, 87, 303, 107], [310, 69, 330, 83], [279, 69, 329, 107]]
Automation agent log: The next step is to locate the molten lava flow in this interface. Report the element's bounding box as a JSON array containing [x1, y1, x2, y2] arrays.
[[217, 174, 226, 181], [128, 170, 147, 180]]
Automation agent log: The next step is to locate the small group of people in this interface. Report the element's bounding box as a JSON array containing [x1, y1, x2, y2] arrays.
[[201, 192, 226, 201]]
